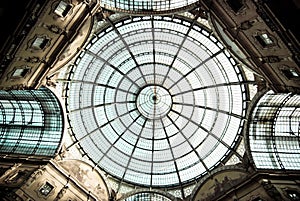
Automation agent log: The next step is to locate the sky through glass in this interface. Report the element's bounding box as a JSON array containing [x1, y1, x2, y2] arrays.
[[65, 15, 248, 187]]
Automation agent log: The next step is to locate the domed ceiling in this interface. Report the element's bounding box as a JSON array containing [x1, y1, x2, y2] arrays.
[[65, 15, 248, 187]]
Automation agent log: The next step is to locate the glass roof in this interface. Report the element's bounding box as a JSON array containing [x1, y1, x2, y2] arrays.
[[249, 91, 300, 170], [100, 0, 198, 14], [123, 192, 172, 201], [65, 15, 248, 187]]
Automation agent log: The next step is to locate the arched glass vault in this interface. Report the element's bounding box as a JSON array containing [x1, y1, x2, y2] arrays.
[[100, 0, 198, 14], [123, 192, 172, 201], [0, 87, 64, 158], [64, 15, 249, 188], [248, 91, 300, 170]]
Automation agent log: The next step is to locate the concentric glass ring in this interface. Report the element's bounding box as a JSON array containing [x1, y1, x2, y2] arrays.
[[136, 85, 172, 120], [66, 15, 248, 187]]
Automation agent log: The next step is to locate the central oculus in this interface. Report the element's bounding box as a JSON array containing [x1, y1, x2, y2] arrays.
[[136, 85, 172, 119]]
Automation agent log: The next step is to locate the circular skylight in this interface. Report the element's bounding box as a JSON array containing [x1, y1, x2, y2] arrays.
[[66, 16, 248, 187]]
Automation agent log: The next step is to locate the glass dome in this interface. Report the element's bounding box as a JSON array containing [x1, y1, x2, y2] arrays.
[[65, 15, 248, 187]]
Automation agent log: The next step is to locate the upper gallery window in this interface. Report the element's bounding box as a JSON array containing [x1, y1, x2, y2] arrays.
[[255, 33, 274, 48], [286, 190, 300, 201], [39, 182, 54, 196], [12, 68, 30, 78], [226, 0, 245, 13], [282, 68, 300, 79], [54, 1, 72, 17], [31, 36, 49, 50]]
